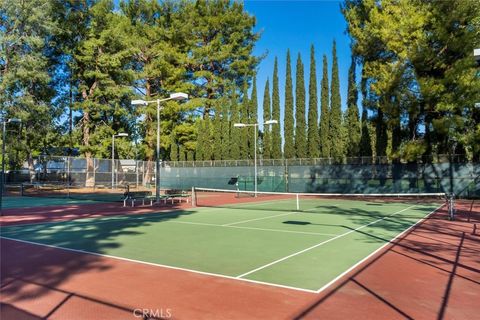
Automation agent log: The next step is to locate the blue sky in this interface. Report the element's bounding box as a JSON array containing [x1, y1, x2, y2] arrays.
[[243, 0, 352, 131]]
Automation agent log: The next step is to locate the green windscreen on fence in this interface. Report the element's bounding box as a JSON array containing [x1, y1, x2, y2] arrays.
[[7, 156, 480, 197]]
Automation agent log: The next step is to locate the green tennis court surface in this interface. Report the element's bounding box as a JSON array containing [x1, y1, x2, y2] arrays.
[[2, 196, 106, 209], [0, 198, 442, 291]]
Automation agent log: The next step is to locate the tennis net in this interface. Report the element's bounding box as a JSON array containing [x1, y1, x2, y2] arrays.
[[192, 187, 455, 219]]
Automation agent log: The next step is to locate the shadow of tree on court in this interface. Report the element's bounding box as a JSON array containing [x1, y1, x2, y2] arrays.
[[290, 202, 480, 320], [0, 202, 199, 320]]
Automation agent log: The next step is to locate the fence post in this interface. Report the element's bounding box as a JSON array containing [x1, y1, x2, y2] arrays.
[[93, 158, 96, 189], [136, 160, 139, 188]]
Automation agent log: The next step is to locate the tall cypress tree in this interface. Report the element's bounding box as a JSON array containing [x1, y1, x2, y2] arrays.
[[329, 41, 344, 159], [319, 55, 330, 158], [212, 105, 222, 160], [284, 50, 295, 159], [196, 120, 204, 160], [179, 145, 186, 162], [376, 109, 388, 158], [271, 57, 282, 159], [262, 79, 271, 159], [239, 83, 249, 159], [220, 101, 230, 160], [307, 45, 320, 158], [203, 115, 213, 160], [229, 93, 241, 160], [359, 107, 372, 157], [170, 132, 178, 161], [345, 57, 361, 157], [295, 54, 307, 158], [186, 150, 194, 161], [249, 77, 258, 159]]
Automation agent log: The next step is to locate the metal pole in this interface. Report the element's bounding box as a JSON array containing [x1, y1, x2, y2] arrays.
[[156, 99, 161, 203], [111, 135, 115, 189], [254, 124, 257, 197], [0, 121, 6, 212]]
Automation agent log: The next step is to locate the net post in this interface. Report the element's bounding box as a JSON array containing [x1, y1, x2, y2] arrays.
[[296, 193, 300, 211], [448, 193, 455, 221]]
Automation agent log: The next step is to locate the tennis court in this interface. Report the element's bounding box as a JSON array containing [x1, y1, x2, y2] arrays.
[[0, 190, 445, 292]]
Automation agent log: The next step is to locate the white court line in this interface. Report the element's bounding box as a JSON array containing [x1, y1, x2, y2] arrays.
[[236, 204, 417, 278], [171, 220, 338, 237], [0, 236, 317, 294], [0, 197, 295, 230], [222, 212, 295, 226], [1, 212, 338, 238], [314, 203, 445, 293]]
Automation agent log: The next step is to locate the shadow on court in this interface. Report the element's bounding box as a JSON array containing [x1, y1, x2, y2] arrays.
[[290, 203, 480, 320], [0, 202, 197, 319]]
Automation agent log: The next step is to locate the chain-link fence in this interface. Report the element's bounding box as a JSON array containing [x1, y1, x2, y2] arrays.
[[5, 155, 480, 197]]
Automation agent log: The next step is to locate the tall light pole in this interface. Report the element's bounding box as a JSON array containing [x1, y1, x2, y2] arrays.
[[112, 133, 128, 189], [1, 118, 22, 212], [234, 119, 278, 196], [131, 92, 188, 203]]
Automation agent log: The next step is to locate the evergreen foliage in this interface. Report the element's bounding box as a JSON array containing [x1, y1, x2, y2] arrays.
[[249, 77, 259, 159], [271, 57, 282, 159], [239, 83, 249, 159], [345, 58, 361, 157], [307, 45, 320, 158], [319, 55, 330, 158], [262, 79, 271, 158], [212, 103, 223, 160], [229, 92, 241, 160], [329, 41, 344, 160], [283, 50, 295, 159], [294, 54, 307, 158], [343, 0, 480, 161]]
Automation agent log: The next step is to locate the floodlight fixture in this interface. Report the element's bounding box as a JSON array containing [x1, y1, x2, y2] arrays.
[[169, 92, 188, 100], [131, 99, 148, 106], [265, 120, 278, 125]]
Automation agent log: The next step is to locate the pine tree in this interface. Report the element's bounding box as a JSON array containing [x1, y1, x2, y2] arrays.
[[307, 45, 320, 158], [249, 77, 258, 159], [271, 57, 282, 159], [329, 41, 344, 160], [262, 79, 272, 159], [283, 50, 295, 159], [345, 58, 361, 157], [319, 55, 330, 158], [295, 54, 307, 158], [0, 0, 60, 171]]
